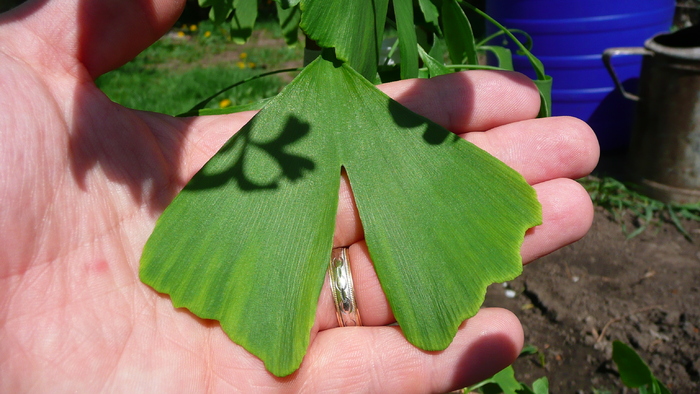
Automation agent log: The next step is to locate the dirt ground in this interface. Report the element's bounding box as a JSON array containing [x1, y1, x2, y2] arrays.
[[483, 199, 700, 392]]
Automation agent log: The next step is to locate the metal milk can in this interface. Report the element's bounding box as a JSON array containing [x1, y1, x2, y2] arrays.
[[603, 24, 700, 204]]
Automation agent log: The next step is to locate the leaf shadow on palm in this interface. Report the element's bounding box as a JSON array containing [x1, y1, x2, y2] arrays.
[[65, 0, 192, 212], [186, 116, 315, 192], [388, 99, 460, 146]]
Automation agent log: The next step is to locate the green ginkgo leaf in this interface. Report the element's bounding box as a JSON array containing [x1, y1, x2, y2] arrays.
[[299, 0, 389, 80], [140, 51, 541, 377]]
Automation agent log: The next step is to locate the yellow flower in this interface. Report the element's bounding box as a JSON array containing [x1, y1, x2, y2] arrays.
[[204, 31, 212, 38], [248, 62, 256, 69], [239, 52, 248, 59], [190, 24, 198, 31], [236, 61, 246, 69], [219, 99, 232, 108], [177, 31, 185, 37]]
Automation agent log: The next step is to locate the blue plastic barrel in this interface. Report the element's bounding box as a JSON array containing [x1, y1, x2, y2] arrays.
[[485, 0, 675, 150]]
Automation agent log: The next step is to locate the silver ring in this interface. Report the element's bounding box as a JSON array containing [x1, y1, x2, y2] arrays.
[[328, 247, 362, 327]]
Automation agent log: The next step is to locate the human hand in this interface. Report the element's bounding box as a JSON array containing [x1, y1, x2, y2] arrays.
[[0, 0, 598, 392]]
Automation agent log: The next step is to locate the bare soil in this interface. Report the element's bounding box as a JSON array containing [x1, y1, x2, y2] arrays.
[[484, 205, 700, 392]]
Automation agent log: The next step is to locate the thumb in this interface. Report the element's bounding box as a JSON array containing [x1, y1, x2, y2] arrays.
[[2, 0, 186, 78]]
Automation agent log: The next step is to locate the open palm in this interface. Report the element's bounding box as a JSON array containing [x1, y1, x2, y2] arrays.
[[0, 0, 598, 392]]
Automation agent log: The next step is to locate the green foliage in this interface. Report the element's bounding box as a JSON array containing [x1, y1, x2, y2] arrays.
[[612, 341, 671, 394], [467, 365, 549, 394], [417, 0, 441, 35], [194, 0, 552, 114], [442, 0, 477, 65], [461, 3, 551, 117], [275, 2, 301, 45], [140, 52, 541, 376], [177, 68, 302, 117], [230, 0, 257, 43], [464, 342, 670, 393], [199, 0, 233, 25], [392, 0, 419, 78], [417, 45, 451, 77], [299, 0, 390, 80]]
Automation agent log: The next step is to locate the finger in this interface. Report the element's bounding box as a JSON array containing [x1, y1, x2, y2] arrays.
[[316, 177, 595, 328], [463, 115, 600, 185], [178, 70, 548, 184], [522, 178, 595, 263], [378, 70, 541, 133], [333, 171, 362, 248], [297, 308, 523, 393], [315, 241, 392, 330], [3, 0, 186, 77], [161, 111, 258, 186], [329, 116, 598, 253]]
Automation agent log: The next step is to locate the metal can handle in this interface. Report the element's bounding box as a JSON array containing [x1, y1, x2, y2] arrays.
[[602, 47, 653, 101]]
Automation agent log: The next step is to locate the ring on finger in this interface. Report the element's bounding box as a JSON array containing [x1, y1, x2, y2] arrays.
[[328, 247, 362, 327]]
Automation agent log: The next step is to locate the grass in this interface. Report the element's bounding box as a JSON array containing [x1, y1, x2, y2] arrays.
[[96, 19, 303, 116], [579, 176, 700, 240]]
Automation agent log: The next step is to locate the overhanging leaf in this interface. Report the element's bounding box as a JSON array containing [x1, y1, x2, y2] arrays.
[[275, 2, 301, 46], [230, 0, 257, 44], [418, 45, 452, 77], [274, 0, 300, 8], [534, 76, 553, 118], [417, 0, 441, 35], [298, 0, 389, 80], [141, 52, 541, 377], [200, 0, 233, 25], [442, 0, 477, 65], [393, 0, 419, 79], [429, 34, 447, 62], [461, 2, 552, 116], [479, 45, 514, 71]]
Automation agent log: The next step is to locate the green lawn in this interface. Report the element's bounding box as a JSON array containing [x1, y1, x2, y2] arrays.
[[96, 20, 304, 116]]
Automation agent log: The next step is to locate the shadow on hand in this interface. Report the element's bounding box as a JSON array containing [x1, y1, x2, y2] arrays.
[[385, 69, 539, 141], [185, 116, 315, 192], [68, 90, 316, 211], [449, 322, 522, 389], [388, 99, 460, 145], [64, 0, 315, 213]]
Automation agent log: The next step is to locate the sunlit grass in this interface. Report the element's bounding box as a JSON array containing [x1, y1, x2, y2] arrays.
[[96, 19, 303, 116]]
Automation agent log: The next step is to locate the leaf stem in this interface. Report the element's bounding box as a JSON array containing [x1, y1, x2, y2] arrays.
[[177, 67, 304, 117], [458, 0, 546, 80]]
